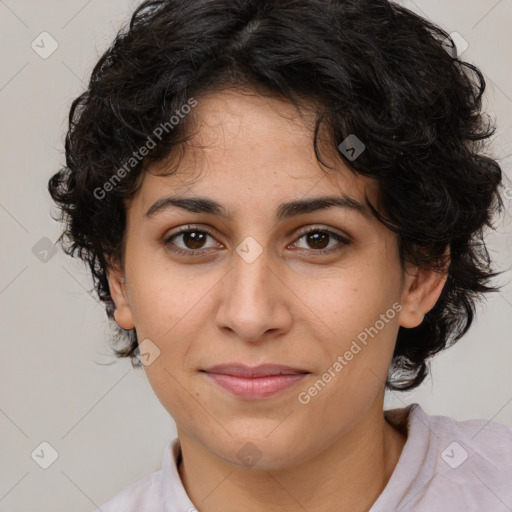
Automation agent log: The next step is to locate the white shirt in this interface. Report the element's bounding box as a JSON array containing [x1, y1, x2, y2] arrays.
[[93, 403, 512, 511]]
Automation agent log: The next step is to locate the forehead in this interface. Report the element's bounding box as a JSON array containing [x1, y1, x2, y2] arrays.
[[132, 88, 378, 216]]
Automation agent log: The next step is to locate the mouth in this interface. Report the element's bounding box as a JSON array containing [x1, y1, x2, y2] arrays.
[[200, 364, 311, 400]]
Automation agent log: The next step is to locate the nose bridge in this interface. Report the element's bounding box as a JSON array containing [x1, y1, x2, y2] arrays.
[[230, 237, 274, 308], [217, 236, 289, 340]]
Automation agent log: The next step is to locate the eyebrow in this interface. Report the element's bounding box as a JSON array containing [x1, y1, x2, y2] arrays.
[[144, 195, 370, 220]]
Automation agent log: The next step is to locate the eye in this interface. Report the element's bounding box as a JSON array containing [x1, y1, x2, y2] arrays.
[[163, 225, 220, 255], [163, 225, 351, 257], [290, 227, 351, 255]]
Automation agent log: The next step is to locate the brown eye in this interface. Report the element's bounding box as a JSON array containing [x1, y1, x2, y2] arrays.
[[163, 225, 351, 257], [175, 230, 209, 250], [303, 231, 330, 250], [164, 226, 220, 255], [292, 228, 351, 254]]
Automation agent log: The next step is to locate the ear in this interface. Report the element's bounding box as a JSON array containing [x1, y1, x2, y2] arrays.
[[106, 256, 135, 330], [398, 247, 450, 329]]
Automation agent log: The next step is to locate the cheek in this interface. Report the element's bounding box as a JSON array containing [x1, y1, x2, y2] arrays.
[[296, 259, 401, 338], [143, 359, 204, 430], [126, 256, 213, 340], [294, 260, 402, 391]]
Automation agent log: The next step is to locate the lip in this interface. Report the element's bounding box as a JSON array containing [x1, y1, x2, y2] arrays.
[[203, 364, 310, 377], [201, 364, 310, 400]]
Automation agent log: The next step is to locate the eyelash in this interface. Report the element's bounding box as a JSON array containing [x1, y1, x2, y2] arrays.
[[163, 225, 351, 256]]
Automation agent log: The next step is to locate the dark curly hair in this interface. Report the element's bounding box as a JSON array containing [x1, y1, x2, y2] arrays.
[[48, 0, 504, 390]]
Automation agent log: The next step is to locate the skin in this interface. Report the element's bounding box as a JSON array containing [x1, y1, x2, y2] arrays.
[[107, 88, 448, 512]]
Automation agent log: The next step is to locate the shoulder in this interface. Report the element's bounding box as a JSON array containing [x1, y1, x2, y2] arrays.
[[378, 404, 512, 511], [92, 470, 163, 512], [422, 404, 512, 467], [90, 438, 190, 512], [410, 404, 512, 509]]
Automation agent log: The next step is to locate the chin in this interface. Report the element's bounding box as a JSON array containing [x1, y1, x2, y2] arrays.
[[208, 430, 308, 471]]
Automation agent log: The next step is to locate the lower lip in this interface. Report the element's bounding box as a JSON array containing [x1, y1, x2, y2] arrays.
[[204, 372, 308, 399]]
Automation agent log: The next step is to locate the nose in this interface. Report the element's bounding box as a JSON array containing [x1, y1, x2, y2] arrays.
[[215, 244, 293, 343]]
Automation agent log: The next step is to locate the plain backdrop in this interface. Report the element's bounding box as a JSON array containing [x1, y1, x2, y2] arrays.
[[0, 1, 511, 511]]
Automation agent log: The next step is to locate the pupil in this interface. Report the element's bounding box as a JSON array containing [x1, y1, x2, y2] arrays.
[[181, 231, 330, 251], [307, 232, 328, 249], [184, 231, 206, 249]]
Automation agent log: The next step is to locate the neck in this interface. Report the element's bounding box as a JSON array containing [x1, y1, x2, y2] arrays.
[[178, 405, 406, 512], [177, 400, 406, 512]]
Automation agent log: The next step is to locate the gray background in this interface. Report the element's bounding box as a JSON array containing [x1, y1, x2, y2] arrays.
[[0, 1, 511, 511]]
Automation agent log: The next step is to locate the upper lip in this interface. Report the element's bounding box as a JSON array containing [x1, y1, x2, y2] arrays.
[[202, 364, 310, 377]]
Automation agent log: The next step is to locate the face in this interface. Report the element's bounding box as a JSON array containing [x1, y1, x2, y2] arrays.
[[108, 89, 445, 470]]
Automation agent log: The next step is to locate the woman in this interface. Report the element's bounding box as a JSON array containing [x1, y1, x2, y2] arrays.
[[48, 0, 512, 510]]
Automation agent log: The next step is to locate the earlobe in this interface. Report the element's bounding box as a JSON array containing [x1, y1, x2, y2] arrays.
[[106, 257, 135, 330], [398, 252, 449, 329]]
